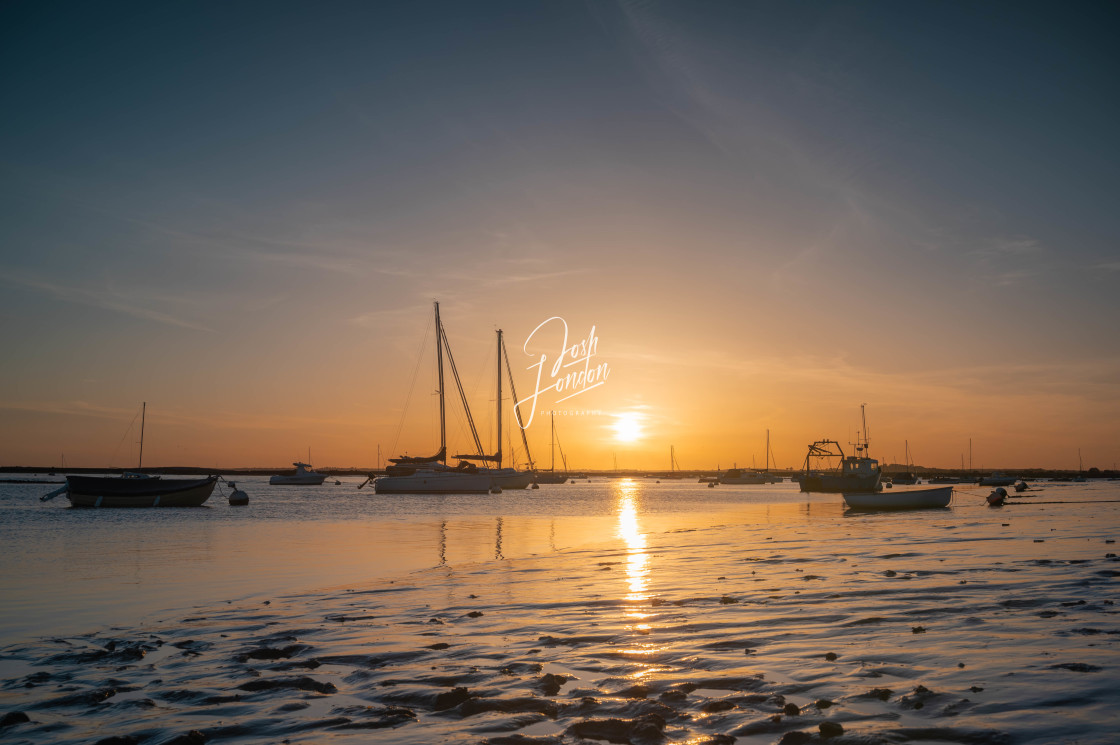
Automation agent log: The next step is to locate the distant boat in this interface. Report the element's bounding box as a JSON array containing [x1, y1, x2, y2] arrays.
[[720, 430, 782, 484], [891, 440, 919, 484], [270, 461, 328, 485], [41, 403, 218, 508], [371, 302, 494, 495], [843, 485, 952, 510], [978, 472, 1016, 487], [534, 411, 570, 484], [660, 446, 686, 479], [1073, 448, 1087, 482], [719, 468, 779, 485]]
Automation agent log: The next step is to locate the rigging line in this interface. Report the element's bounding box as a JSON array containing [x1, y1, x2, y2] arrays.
[[440, 320, 484, 456], [107, 405, 142, 468], [389, 313, 433, 458]]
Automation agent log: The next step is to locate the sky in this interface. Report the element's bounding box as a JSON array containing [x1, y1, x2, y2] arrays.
[[1, 0, 1117, 471]]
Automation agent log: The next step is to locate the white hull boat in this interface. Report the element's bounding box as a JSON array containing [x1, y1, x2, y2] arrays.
[[374, 469, 491, 494], [270, 462, 327, 485], [842, 485, 953, 509], [484, 467, 533, 489]]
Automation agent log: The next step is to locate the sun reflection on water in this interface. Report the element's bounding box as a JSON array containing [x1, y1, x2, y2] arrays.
[[615, 479, 649, 600], [613, 479, 666, 680]]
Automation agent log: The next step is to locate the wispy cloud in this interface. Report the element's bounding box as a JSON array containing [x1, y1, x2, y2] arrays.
[[0, 271, 215, 332]]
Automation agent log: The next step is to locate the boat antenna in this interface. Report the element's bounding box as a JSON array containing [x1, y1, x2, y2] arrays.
[[138, 401, 146, 470], [859, 403, 869, 456]]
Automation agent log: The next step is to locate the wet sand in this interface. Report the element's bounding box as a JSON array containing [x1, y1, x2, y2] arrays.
[[2, 483, 1118, 744]]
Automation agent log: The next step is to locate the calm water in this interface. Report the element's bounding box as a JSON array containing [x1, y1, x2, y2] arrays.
[[1, 476, 832, 641], [2, 477, 1118, 744]]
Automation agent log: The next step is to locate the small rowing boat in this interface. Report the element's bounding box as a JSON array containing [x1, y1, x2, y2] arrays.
[[842, 485, 953, 510]]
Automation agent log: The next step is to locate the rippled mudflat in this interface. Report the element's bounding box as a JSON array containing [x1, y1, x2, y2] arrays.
[[1, 480, 1118, 744]]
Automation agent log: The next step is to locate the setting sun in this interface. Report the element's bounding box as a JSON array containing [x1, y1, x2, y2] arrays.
[[612, 412, 645, 443]]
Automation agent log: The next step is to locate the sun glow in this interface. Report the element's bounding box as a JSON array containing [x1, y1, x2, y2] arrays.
[[612, 412, 644, 443]]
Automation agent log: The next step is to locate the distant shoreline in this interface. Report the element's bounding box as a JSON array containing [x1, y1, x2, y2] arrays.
[[1, 465, 1115, 479]]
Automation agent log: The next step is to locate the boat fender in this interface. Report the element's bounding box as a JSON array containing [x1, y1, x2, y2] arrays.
[[987, 487, 1007, 506], [490, 485, 502, 494], [228, 483, 249, 506]]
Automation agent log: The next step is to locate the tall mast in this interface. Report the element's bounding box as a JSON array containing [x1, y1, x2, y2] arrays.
[[138, 401, 146, 470], [435, 302, 446, 463], [765, 429, 770, 471], [500, 333, 535, 470], [496, 329, 503, 469], [551, 411, 556, 471]]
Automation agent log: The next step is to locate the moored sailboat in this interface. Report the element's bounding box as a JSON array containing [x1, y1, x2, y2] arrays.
[[533, 411, 570, 484], [41, 402, 218, 507], [719, 430, 782, 484], [370, 303, 494, 495]]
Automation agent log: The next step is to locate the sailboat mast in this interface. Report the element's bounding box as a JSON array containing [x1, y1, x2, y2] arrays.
[[550, 411, 556, 472], [435, 302, 446, 463], [500, 333, 535, 470], [138, 401, 146, 470], [496, 329, 503, 470], [765, 429, 770, 471]]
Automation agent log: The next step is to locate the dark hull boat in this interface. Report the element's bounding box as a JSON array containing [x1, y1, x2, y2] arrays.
[[796, 406, 882, 493], [63, 475, 218, 508]]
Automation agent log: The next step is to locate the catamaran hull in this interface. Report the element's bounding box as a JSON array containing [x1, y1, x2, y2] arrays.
[[65, 476, 218, 508], [373, 472, 492, 494], [842, 486, 952, 509]]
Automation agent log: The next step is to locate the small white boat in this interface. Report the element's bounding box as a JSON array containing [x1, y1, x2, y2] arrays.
[[270, 462, 327, 485], [842, 485, 953, 510]]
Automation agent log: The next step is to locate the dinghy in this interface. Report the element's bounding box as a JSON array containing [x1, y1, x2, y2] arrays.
[[842, 485, 953, 510]]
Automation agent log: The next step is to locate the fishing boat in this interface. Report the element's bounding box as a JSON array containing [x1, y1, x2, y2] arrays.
[[795, 405, 882, 493], [842, 485, 953, 510], [368, 303, 494, 495], [40, 403, 218, 507], [269, 461, 328, 485]]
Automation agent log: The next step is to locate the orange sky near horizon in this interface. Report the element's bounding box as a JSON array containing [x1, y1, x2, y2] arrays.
[[2, 3, 1118, 472]]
